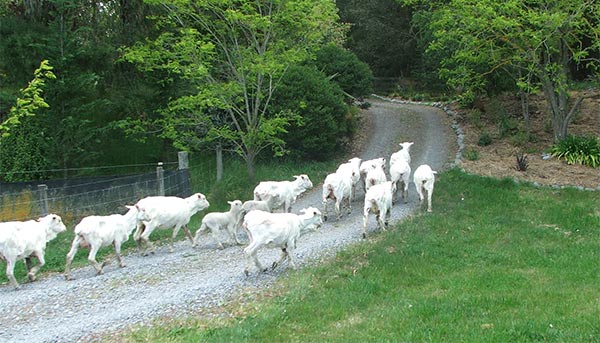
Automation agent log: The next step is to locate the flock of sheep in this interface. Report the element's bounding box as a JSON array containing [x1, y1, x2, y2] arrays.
[[0, 141, 436, 290]]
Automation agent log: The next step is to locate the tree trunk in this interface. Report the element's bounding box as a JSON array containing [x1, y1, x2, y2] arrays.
[[216, 143, 223, 181], [245, 150, 256, 181], [519, 90, 531, 136]]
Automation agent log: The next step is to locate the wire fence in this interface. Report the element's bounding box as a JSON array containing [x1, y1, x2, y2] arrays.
[[0, 153, 192, 223]]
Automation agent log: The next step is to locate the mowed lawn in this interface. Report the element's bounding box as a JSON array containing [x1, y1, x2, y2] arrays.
[[125, 169, 600, 342]]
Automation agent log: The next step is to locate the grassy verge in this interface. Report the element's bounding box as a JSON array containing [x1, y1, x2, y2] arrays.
[[123, 169, 600, 342], [0, 152, 340, 285]]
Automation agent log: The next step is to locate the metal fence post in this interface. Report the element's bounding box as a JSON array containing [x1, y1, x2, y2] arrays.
[[157, 162, 165, 196], [178, 151, 192, 196], [38, 184, 49, 216]]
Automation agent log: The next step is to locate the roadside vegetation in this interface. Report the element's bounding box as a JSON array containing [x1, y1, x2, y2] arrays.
[[122, 169, 600, 342]]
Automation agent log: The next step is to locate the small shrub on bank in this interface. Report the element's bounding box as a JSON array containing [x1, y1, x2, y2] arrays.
[[464, 148, 479, 161], [550, 134, 600, 168], [477, 132, 492, 146]]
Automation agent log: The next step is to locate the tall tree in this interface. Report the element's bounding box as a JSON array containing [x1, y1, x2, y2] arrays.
[[406, 0, 600, 142], [124, 0, 344, 179]]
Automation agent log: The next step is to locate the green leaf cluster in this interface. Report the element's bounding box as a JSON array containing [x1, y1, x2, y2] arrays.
[[550, 135, 600, 168], [0, 60, 55, 138]]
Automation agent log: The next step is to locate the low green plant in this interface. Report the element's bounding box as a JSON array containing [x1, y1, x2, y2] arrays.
[[464, 148, 479, 161], [550, 134, 600, 168], [477, 132, 492, 146], [515, 153, 528, 171]]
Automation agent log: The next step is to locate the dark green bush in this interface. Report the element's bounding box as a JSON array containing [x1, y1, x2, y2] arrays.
[[477, 132, 492, 146], [314, 44, 374, 99], [550, 135, 600, 168], [271, 64, 351, 161]]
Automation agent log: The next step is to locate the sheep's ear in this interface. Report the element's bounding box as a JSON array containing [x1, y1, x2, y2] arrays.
[[227, 201, 233, 205], [293, 175, 300, 179]]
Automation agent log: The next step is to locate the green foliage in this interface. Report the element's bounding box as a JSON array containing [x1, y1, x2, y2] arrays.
[[418, 0, 600, 141], [337, 0, 416, 77], [550, 135, 600, 168], [124, 0, 344, 179], [314, 44, 374, 99], [477, 132, 492, 147], [271, 64, 351, 160], [0, 60, 55, 137], [463, 148, 479, 161]]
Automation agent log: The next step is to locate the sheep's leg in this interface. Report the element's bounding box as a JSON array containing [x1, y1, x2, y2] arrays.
[[427, 188, 433, 212], [228, 225, 243, 246], [25, 256, 34, 275], [27, 251, 45, 282], [243, 243, 266, 276], [139, 227, 156, 255], [181, 224, 195, 246], [64, 235, 83, 280], [287, 247, 297, 270], [403, 180, 409, 203], [362, 213, 369, 239], [87, 245, 104, 275], [113, 241, 125, 268], [335, 199, 342, 220], [322, 198, 329, 222], [272, 247, 289, 270], [6, 259, 19, 289], [210, 226, 225, 250]]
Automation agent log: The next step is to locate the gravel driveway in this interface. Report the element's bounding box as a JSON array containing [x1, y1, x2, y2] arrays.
[[0, 97, 458, 343]]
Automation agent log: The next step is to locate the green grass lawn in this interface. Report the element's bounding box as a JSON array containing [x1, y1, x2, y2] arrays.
[[124, 169, 600, 342]]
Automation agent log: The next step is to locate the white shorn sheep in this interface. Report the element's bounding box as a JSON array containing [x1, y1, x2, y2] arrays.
[[389, 157, 411, 203], [364, 163, 387, 192], [253, 174, 313, 213], [0, 214, 66, 289], [322, 171, 353, 221], [194, 200, 244, 250], [362, 181, 394, 239], [336, 157, 362, 200], [242, 207, 323, 276], [359, 157, 386, 192], [134, 193, 210, 255], [413, 164, 436, 212], [64, 205, 150, 280], [391, 141, 414, 165]]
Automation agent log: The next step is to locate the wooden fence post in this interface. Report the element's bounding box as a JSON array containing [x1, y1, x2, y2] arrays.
[[38, 184, 48, 216], [178, 151, 192, 196], [156, 162, 165, 196]]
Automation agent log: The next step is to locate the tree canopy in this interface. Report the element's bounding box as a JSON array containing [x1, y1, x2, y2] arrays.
[[123, 0, 345, 179]]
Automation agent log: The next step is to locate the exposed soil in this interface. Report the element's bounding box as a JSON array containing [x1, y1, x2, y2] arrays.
[[455, 90, 600, 189]]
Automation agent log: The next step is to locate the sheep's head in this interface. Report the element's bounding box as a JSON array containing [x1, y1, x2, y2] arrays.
[[399, 142, 414, 151], [300, 207, 323, 231], [293, 174, 313, 190], [228, 200, 243, 211]]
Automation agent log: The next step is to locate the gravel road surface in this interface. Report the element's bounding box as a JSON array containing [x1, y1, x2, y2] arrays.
[[0, 97, 458, 343]]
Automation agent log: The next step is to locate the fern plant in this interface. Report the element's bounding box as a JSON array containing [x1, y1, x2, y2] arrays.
[[550, 135, 600, 168]]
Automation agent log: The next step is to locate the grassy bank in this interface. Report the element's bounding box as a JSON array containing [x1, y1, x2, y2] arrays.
[[125, 169, 600, 342], [0, 153, 339, 285]]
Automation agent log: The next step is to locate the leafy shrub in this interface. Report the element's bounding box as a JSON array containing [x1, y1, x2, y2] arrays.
[[464, 148, 479, 161], [550, 135, 600, 168], [271, 64, 351, 161], [477, 132, 492, 146], [314, 44, 374, 99]]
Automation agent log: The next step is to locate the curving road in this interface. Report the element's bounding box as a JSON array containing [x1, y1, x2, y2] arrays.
[[0, 97, 458, 343]]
